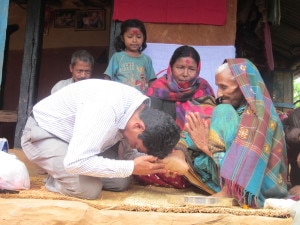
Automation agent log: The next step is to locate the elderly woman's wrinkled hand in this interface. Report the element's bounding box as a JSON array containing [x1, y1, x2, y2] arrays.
[[184, 112, 212, 157]]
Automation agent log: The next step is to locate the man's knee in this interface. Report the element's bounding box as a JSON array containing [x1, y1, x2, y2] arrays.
[[102, 176, 132, 192], [58, 175, 103, 200]]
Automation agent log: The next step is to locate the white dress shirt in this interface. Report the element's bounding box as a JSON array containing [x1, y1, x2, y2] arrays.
[[33, 79, 149, 178]]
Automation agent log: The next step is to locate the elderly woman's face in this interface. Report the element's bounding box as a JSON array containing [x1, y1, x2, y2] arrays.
[[172, 57, 198, 84], [215, 67, 245, 109]]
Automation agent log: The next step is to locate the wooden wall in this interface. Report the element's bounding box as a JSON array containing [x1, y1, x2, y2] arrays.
[[145, 0, 236, 45], [108, 0, 237, 61]]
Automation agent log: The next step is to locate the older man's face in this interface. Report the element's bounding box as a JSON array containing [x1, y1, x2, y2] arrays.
[[70, 59, 92, 82]]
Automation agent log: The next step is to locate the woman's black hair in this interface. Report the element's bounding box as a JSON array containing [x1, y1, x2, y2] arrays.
[[114, 19, 147, 52], [169, 45, 200, 68]]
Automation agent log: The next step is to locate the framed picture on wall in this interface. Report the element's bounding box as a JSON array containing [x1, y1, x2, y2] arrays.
[[54, 9, 76, 28], [75, 9, 105, 31]]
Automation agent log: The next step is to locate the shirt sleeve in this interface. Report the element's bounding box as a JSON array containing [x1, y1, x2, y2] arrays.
[[64, 101, 134, 178], [51, 81, 64, 94], [51, 79, 73, 94], [104, 53, 118, 79], [145, 56, 156, 81]]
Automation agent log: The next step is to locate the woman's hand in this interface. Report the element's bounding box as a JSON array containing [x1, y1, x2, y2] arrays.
[[184, 112, 212, 157]]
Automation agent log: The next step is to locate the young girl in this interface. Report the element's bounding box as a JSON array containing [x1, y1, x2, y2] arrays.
[[104, 19, 156, 93]]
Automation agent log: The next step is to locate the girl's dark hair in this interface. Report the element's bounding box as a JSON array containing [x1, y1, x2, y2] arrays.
[[114, 19, 147, 52], [169, 45, 200, 68]]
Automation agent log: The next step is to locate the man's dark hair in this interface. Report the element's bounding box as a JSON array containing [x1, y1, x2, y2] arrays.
[[138, 108, 180, 159]]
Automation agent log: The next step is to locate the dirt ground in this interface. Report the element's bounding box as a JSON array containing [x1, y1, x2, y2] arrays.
[[0, 149, 294, 225]]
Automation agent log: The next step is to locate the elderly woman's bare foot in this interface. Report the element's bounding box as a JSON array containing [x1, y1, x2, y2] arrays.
[[212, 187, 240, 206], [211, 186, 231, 198]]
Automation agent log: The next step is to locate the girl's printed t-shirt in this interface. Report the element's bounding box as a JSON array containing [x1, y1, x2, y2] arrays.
[[104, 51, 156, 93]]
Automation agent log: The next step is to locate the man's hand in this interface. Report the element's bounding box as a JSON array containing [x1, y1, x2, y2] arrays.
[[132, 155, 166, 175]]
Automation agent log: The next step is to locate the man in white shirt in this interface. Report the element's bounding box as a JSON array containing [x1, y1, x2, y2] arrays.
[[51, 49, 94, 94], [21, 79, 180, 200]]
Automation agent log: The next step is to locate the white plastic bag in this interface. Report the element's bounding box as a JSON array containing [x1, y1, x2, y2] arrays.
[[0, 151, 30, 190], [264, 198, 296, 210]]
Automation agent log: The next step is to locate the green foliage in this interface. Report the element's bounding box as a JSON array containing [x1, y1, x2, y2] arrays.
[[294, 79, 300, 108]]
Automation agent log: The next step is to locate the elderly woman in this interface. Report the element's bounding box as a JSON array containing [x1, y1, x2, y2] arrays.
[[185, 58, 288, 208], [134, 45, 216, 190]]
